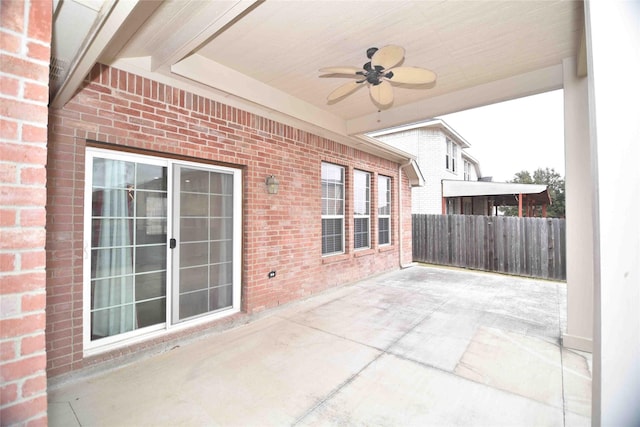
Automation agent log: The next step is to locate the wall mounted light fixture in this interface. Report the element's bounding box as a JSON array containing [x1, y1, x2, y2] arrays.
[[265, 175, 279, 194]]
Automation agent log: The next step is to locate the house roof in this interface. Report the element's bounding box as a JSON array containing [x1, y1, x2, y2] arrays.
[[50, 0, 584, 145], [461, 151, 479, 165], [442, 180, 551, 206], [460, 152, 482, 179], [368, 118, 484, 178], [402, 159, 426, 188], [367, 119, 472, 149]]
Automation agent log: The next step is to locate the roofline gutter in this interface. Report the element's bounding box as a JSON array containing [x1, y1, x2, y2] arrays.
[[353, 134, 417, 163]]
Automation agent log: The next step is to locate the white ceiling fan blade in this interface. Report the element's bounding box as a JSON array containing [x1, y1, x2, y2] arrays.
[[388, 67, 437, 84], [369, 81, 393, 107], [327, 81, 363, 102], [371, 45, 405, 70], [319, 66, 362, 75]]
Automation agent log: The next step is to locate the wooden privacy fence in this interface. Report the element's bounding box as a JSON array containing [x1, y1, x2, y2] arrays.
[[412, 214, 566, 280]]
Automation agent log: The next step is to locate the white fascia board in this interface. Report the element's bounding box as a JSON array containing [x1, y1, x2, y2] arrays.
[[353, 135, 417, 162], [439, 122, 472, 148], [347, 64, 564, 135], [461, 150, 480, 164], [366, 118, 444, 137], [402, 159, 425, 187], [368, 118, 472, 149]]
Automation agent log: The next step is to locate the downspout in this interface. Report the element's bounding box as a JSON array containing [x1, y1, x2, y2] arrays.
[[398, 162, 413, 269]]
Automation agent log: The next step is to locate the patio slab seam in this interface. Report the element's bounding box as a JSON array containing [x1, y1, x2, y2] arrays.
[[290, 348, 385, 426], [393, 350, 570, 413], [291, 295, 455, 425], [284, 269, 572, 423]]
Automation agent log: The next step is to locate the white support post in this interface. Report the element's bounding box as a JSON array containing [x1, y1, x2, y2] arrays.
[[585, 1, 640, 425], [562, 56, 594, 352]]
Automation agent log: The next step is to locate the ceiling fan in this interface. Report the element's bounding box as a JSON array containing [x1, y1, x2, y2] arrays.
[[319, 45, 436, 108]]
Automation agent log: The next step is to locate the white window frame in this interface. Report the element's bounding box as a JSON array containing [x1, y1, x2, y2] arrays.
[[321, 162, 345, 256], [446, 138, 457, 173], [83, 147, 242, 355], [353, 170, 371, 250], [464, 160, 471, 180], [378, 175, 392, 246]]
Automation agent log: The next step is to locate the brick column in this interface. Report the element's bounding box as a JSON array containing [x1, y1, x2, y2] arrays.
[[1, 0, 52, 425]]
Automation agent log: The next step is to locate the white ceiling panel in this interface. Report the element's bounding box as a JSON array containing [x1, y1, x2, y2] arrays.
[[54, 0, 583, 136], [193, 1, 581, 118]]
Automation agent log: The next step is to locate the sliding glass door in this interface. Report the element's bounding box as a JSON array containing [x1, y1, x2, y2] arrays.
[[173, 165, 235, 322], [85, 148, 241, 350]]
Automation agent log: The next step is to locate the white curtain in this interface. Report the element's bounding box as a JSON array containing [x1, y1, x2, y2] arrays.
[[92, 160, 135, 338]]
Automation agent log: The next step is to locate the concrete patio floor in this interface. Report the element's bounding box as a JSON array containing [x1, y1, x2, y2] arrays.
[[48, 265, 592, 426]]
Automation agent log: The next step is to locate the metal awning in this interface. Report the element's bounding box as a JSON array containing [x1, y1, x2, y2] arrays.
[[442, 180, 551, 206]]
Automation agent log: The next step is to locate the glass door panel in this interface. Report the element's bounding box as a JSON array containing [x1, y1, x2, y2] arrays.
[[89, 156, 167, 341], [174, 165, 235, 322]]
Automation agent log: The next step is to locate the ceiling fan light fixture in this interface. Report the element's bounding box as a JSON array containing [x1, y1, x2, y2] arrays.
[[320, 45, 436, 109]]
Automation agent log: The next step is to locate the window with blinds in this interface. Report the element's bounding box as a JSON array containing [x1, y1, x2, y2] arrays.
[[321, 162, 345, 256], [378, 175, 391, 245], [353, 170, 370, 250]]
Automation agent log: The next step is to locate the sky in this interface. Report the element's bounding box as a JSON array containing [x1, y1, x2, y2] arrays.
[[438, 89, 565, 183]]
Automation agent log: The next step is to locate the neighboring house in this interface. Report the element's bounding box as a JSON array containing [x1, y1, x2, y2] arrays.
[[370, 119, 551, 217], [370, 119, 481, 214]]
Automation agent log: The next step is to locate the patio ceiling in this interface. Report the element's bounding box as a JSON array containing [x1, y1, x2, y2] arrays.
[[51, 0, 584, 142]]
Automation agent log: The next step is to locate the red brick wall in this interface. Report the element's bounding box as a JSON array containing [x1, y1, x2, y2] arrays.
[[1, 0, 51, 425], [46, 64, 412, 378]]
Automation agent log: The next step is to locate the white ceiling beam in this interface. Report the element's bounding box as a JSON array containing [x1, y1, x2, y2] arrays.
[[346, 64, 564, 136], [149, 0, 263, 71], [51, 0, 161, 108], [577, 28, 588, 78], [171, 54, 348, 137], [111, 55, 415, 163]]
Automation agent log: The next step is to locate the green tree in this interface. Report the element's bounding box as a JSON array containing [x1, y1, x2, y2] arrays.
[[500, 167, 565, 217]]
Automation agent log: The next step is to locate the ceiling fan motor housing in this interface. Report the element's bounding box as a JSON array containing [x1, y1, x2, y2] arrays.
[[361, 61, 393, 85]]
